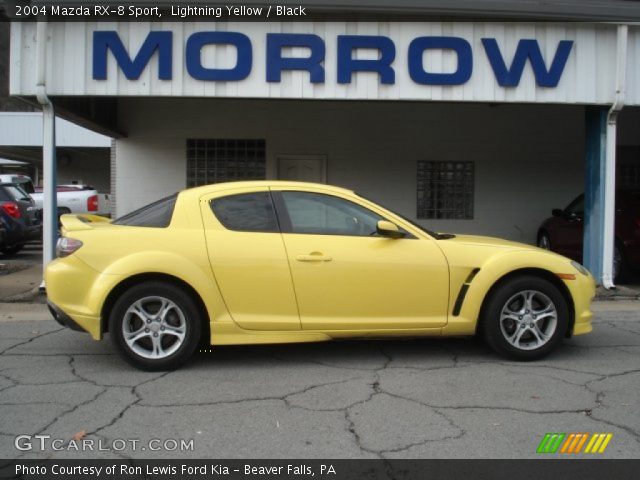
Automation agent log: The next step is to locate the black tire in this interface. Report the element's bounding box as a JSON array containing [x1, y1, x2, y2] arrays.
[[108, 281, 202, 371], [481, 275, 569, 361], [1, 244, 24, 256], [614, 242, 629, 284]]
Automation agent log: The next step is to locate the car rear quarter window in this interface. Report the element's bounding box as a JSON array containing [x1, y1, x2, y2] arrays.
[[0, 184, 30, 202], [210, 192, 279, 233], [0, 186, 11, 202], [112, 194, 177, 228], [4, 185, 31, 202]]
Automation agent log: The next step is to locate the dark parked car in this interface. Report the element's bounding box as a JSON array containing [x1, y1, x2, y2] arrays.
[[0, 216, 7, 251], [538, 191, 640, 280], [0, 183, 42, 256]]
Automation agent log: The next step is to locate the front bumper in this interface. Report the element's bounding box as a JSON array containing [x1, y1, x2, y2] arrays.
[[567, 271, 596, 336]]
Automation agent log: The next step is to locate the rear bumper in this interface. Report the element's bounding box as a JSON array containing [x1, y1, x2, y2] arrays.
[[48, 301, 87, 333], [45, 255, 111, 340]]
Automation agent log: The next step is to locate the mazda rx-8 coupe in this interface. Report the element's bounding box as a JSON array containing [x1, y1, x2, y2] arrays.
[[46, 181, 595, 370]]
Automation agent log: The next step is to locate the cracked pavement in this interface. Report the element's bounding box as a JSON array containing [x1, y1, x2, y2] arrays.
[[0, 302, 639, 459]]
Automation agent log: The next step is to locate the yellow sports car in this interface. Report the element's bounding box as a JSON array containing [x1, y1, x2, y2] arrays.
[[46, 181, 595, 370]]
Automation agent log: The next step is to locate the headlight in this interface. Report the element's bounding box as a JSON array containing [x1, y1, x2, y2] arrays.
[[570, 260, 590, 276]]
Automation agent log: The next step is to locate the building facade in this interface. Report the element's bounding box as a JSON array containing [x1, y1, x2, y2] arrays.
[[7, 6, 640, 283]]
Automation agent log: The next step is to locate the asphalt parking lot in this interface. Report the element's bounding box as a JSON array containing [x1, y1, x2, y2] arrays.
[[0, 301, 639, 460]]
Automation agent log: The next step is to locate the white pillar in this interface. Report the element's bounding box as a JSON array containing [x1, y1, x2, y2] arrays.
[[602, 25, 628, 289], [41, 104, 57, 269], [36, 20, 58, 284]]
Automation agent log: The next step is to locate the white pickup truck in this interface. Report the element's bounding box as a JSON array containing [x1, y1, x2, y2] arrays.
[[0, 174, 111, 217]]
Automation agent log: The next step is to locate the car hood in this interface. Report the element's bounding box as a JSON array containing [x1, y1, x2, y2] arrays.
[[438, 234, 536, 250], [435, 233, 571, 271]]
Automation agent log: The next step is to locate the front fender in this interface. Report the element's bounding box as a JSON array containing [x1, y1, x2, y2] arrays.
[[442, 249, 592, 335]]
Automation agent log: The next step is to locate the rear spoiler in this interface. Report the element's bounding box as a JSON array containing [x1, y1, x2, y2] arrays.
[[60, 214, 111, 232]]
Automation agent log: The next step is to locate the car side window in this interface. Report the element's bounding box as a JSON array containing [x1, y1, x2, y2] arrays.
[[565, 196, 584, 216], [210, 192, 279, 233], [279, 191, 383, 236]]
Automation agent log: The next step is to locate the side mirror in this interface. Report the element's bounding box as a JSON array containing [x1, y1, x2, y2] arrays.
[[551, 209, 564, 218], [377, 220, 405, 239]]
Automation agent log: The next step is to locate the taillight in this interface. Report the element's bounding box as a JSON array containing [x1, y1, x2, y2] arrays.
[[87, 195, 98, 212], [1, 202, 21, 219], [56, 237, 83, 258]]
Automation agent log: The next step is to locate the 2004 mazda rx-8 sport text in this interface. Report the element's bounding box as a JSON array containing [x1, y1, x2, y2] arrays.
[[46, 181, 595, 370]]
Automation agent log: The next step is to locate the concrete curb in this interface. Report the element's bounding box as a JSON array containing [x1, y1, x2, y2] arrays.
[[594, 285, 640, 301], [1, 287, 46, 304]]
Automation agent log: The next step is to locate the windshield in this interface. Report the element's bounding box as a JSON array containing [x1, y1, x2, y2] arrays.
[[355, 192, 444, 239]]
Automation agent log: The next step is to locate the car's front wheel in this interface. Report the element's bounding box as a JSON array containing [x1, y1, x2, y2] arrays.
[[482, 275, 569, 360], [109, 282, 202, 371]]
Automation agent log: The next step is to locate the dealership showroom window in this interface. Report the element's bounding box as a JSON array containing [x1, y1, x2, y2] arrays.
[[1, 1, 640, 479]]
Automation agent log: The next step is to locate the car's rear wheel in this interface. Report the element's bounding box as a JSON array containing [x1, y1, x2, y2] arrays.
[[1, 244, 24, 256], [109, 282, 201, 371], [482, 275, 569, 360]]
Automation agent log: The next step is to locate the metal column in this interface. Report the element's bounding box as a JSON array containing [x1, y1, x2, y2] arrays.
[[583, 25, 628, 288], [36, 21, 58, 282], [40, 104, 57, 269], [583, 107, 607, 283]]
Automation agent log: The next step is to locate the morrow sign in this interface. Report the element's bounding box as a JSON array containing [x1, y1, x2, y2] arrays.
[[93, 31, 574, 88]]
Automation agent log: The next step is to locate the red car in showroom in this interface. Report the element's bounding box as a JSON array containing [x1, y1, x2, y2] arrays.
[[537, 191, 640, 281]]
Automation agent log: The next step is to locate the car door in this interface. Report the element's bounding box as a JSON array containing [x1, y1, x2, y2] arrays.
[[200, 187, 300, 331], [271, 187, 449, 331], [554, 195, 584, 261]]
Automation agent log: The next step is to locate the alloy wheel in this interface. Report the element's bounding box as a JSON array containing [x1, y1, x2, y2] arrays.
[[499, 290, 558, 351], [121, 296, 187, 359]]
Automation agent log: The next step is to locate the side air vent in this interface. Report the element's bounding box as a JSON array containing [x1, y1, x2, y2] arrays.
[[452, 268, 480, 316]]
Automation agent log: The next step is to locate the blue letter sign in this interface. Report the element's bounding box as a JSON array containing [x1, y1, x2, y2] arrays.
[[186, 32, 252, 81], [482, 38, 574, 88], [266, 33, 325, 83], [92, 30, 574, 89], [337, 35, 396, 84], [93, 31, 172, 80], [408, 36, 473, 85]]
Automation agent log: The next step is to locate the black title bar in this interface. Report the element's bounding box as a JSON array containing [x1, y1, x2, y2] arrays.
[[1, 459, 640, 480]]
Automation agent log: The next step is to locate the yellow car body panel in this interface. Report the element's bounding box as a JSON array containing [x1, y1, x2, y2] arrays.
[[199, 186, 301, 331], [45, 181, 595, 348], [269, 185, 449, 331]]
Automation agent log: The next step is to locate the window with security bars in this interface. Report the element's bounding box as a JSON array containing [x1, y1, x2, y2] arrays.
[[186, 139, 266, 187], [417, 161, 474, 220]]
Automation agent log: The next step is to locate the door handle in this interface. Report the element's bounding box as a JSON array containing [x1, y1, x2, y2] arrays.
[[296, 253, 332, 262]]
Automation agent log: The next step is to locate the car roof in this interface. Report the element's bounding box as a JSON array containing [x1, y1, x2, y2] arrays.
[[180, 180, 354, 198]]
